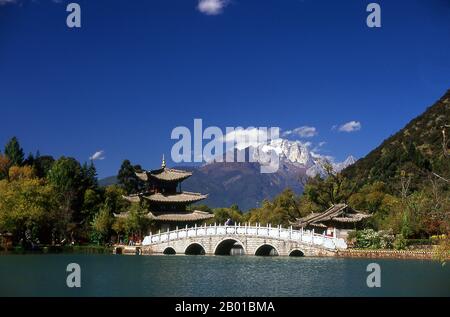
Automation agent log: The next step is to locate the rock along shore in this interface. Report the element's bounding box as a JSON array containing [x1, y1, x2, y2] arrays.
[[337, 248, 437, 260]]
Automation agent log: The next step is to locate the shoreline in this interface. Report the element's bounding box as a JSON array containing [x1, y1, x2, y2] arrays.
[[337, 248, 439, 260], [1, 245, 446, 261], [0, 245, 113, 255]]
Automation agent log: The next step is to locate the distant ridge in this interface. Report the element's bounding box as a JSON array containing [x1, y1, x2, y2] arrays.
[[98, 175, 118, 187]]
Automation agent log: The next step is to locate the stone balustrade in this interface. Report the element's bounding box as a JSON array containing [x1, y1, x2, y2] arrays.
[[140, 223, 347, 256]]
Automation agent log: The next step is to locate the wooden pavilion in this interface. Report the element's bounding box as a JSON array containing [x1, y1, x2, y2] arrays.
[[291, 204, 371, 239]]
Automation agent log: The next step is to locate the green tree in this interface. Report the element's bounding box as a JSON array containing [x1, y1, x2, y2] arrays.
[[47, 157, 83, 195], [104, 185, 129, 214], [112, 217, 127, 243], [81, 188, 103, 219], [33, 154, 55, 178], [47, 157, 84, 237], [124, 204, 149, 237], [81, 161, 98, 190], [303, 167, 356, 210], [91, 205, 114, 244], [0, 171, 57, 244], [246, 189, 302, 226], [212, 206, 244, 225], [23, 153, 35, 166], [349, 181, 388, 213], [117, 160, 140, 194], [4, 137, 24, 167], [348, 181, 398, 231]]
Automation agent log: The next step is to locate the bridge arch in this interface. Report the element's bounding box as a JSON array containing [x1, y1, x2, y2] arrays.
[[185, 243, 206, 255], [141, 224, 344, 256], [254, 243, 279, 256], [214, 238, 245, 255], [289, 249, 305, 257], [163, 247, 176, 255]]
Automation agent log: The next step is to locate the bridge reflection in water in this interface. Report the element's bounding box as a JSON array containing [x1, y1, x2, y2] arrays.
[[141, 223, 347, 257]]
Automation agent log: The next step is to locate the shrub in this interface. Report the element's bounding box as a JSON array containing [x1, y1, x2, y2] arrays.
[[406, 238, 432, 246], [353, 229, 394, 249], [378, 230, 395, 249], [393, 234, 407, 250]]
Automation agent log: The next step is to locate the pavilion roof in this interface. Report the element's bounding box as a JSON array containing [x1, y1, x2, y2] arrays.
[[113, 210, 214, 222], [142, 191, 208, 203], [293, 203, 371, 227], [147, 210, 214, 222], [135, 167, 192, 182]]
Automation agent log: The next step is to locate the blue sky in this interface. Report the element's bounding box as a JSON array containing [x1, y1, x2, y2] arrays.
[[1, 0, 449, 177]]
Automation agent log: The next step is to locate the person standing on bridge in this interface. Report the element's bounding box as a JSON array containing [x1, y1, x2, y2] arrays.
[[225, 218, 233, 226]]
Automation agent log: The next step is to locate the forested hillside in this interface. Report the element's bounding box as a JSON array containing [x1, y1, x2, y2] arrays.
[[343, 90, 450, 192]]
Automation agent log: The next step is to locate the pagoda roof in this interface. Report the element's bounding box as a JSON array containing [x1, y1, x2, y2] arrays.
[[135, 167, 192, 182], [147, 210, 214, 222], [135, 172, 148, 181], [142, 191, 208, 203], [122, 194, 141, 203], [292, 204, 371, 228], [113, 210, 214, 222]]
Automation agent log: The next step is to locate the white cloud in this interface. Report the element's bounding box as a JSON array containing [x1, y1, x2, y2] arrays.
[[302, 141, 312, 148], [337, 121, 361, 132], [89, 150, 105, 161], [282, 126, 318, 138], [312, 141, 326, 153], [222, 127, 272, 150], [197, 0, 229, 15]]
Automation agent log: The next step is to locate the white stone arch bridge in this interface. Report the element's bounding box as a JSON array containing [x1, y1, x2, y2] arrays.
[[141, 224, 347, 256]]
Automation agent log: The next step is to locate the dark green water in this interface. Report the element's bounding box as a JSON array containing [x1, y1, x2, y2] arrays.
[[0, 255, 449, 297]]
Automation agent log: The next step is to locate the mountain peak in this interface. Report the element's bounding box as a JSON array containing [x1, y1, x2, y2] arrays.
[[222, 137, 355, 178], [255, 138, 314, 167], [343, 155, 357, 165]]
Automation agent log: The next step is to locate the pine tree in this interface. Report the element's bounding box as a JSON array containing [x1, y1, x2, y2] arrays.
[[81, 161, 98, 190], [23, 153, 35, 166], [4, 137, 24, 166]]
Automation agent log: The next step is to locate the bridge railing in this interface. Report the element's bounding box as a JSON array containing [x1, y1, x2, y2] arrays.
[[142, 223, 347, 250]]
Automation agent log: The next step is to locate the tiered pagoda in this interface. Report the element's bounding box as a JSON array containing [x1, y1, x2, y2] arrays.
[[119, 157, 213, 232]]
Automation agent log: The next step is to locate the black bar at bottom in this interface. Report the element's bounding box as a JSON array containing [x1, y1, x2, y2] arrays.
[[0, 297, 447, 315]]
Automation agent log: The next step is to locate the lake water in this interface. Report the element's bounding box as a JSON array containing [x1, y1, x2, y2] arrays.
[[0, 254, 449, 297]]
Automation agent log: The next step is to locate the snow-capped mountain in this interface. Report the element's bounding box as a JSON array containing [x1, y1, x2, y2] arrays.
[[206, 137, 356, 178], [305, 154, 356, 178], [248, 138, 356, 177], [184, 138, 357, 210], [252, 138, 315, 167], [332, 155, 357, 172]]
